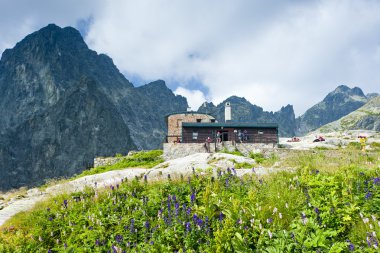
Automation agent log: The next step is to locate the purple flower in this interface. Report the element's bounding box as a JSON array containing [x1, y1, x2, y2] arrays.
[[266, 218, 273, 224], [145, 221, 150, 230], [227, 168, 231, 174], [374, 177, 380, 185], [225, 178, 229, 187], [190, 192, 196, 203], [130, 218, 135, 233], [63, 200, 68, 208], [314, 207, 320, 215], [115, 234, 123, 244], [252, 167, 255, 173], [95, 239, 100, 246], [185, 222, 191, 232], [186, 207, 191, 216], [365, 192, 373, 200], [167, 174, 171, 180], [346, 240, 354, 251], [219, 212, 224, 221], [144, 174, 148, 182]]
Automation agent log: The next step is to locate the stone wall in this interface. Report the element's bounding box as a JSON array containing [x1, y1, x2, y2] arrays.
[[163, 141, 278, 160], [167, 113, 215, 143]]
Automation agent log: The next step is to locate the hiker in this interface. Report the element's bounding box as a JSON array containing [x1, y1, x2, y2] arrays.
[[243, 129, 248, 141], [238, 130, 242, 143], [216, 131, 221, 143], [233, 129, 237, 145], [205, 137, 212, 152]]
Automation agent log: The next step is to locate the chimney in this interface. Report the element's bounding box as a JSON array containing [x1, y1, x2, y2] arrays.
[[225, 102, 231, 122]]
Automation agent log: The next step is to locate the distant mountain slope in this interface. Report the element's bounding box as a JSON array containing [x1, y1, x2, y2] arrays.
[[318, 95, 380, 132], [296, 85, 368, 135], [0, 24, 187, 190], [197, 96, 296, 137]]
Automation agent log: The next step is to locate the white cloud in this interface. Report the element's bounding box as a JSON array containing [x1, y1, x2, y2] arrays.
[[2, 0, 380, 116], [84, 0, 380, 115], [174, 87, 206, 111]]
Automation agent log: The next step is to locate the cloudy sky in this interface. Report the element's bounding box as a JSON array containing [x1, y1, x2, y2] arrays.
[[1, 0, 380, 115]]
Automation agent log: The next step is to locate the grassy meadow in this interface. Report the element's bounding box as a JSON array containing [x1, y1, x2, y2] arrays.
[[0, 146, 379, 252]]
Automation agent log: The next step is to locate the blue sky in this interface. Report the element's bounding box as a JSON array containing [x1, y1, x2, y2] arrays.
[[1, 0, 380, 115]]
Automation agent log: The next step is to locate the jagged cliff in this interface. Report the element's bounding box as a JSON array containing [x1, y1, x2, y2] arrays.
[[0, 24, 187, 190]]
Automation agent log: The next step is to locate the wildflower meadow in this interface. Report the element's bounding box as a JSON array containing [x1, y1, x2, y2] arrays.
[[0, 150, 379, 252]]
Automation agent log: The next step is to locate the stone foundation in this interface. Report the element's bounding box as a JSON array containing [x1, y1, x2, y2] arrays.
[[163, 141, 277, 160]]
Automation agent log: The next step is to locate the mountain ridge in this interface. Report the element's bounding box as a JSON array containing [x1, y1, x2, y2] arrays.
[[295, 85, 369, 135], [0, 24, 187, 190]]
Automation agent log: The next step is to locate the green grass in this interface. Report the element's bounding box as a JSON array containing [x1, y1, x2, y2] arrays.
[[370, 142, 380, 150], [74, 150, 164, 178], [218, 148, 244, 156], [1, 148, 380, 252]]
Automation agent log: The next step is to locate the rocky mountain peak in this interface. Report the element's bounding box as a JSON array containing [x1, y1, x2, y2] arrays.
[[0, 24, 187, 190], [328, 85, 366, 99], [296, 85, 368, 135]]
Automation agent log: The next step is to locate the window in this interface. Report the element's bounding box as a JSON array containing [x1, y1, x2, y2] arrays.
[[196, 119, 202, 123], [192, 132, 198, 140], [258, 131, 264, 135]]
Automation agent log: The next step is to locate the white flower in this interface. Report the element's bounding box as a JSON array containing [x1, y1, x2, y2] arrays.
[[370, 224, 373, 229], [268, 230, 273, 239], [359, 212, 364, 219], [363, 218, 369, 224], [285, 203, 289, 209], [371, 215, 377, 221], [273, 207, 278, 214], [279, 213, 283, 219]]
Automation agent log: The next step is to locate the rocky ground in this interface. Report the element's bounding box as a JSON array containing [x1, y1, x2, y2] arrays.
[[0, 153, 270, 226], [279, 130, 380, 150]]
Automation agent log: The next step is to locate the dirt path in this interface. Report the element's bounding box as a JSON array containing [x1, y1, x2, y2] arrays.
[[0, 168, 149, 227]]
